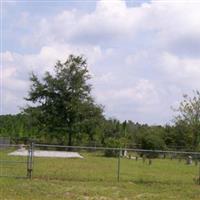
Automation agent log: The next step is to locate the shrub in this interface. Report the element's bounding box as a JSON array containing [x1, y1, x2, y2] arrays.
[[104, 138, 122, 157]]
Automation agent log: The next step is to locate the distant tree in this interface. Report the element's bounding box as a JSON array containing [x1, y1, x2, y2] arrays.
[[0, 114, 38, 143], [101, 119, 122, 144], [24, 55, 104, 146], [173, 91, 200, 150], [137, 126, 166, 150], [78, 100, 104, 145]]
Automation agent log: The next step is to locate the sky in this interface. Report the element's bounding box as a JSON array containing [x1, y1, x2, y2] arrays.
[[1, 0, 200, 125]]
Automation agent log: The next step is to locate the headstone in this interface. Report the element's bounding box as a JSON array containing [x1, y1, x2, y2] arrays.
[[124, 150, 127, 157], [186, 156, 192, 165]]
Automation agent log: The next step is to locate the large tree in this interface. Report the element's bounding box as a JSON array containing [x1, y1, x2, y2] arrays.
[[173, 91, 200, 150], [24, 55, 104, 146]]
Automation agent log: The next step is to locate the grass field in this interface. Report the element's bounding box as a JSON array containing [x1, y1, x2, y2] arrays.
[[0, 149, 200, 200]]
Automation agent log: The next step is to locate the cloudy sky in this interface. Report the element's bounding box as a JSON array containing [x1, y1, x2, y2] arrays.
[[1, 0, 200, 125]]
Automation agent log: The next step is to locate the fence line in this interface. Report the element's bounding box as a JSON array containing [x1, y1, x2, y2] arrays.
[[34, 144, 200, 155], [0, 143, 33, 179], [33, 144, 200, 183], [1, 143, 200, 183], [0, 144, 29, 147]]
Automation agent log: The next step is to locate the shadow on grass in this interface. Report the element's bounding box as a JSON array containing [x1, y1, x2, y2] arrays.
[[132, 178, 193, 186], [33, 175, 116, 183], [32, 175, 196, 186]]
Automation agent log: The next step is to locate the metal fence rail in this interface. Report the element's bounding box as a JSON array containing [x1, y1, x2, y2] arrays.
[[1, 143, 200, 184], [0, 143, 33, 178], [33, 144, 200, 184], [34, 144, 200, 155]]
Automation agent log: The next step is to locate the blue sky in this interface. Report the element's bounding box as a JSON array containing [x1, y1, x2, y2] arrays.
[[1, 0, 200, 125], [2, 0, 149, 53]]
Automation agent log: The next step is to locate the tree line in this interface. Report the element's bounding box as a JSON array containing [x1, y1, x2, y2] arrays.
[[0, 55, 200, 151]]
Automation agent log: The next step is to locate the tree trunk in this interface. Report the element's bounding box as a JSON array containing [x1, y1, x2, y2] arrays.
[[67, 131, 72, 151]]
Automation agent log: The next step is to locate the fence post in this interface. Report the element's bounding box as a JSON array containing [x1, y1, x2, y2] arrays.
[[117, 148, 121, 182], [27, 142, 34, 179], [199, 161, 200, 185]]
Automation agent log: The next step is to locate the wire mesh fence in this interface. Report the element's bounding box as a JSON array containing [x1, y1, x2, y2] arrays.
[[0, 143, 33, 178], [33, 144, 118, 182], [119, 148, 200, 184], [1, 142, 200, 184], [0, 137, 10, 149], [32, 144, 200, 184]]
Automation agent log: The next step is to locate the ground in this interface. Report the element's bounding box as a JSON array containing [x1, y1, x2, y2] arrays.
[[0, 150, 200, 200]]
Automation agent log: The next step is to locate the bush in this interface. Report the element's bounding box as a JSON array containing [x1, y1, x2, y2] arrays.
[[104, 138, 122, 157], [139, 131, 166, 158]]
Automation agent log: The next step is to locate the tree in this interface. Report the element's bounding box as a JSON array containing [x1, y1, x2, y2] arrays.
[[136, 126, 166, 150], [24, 55, 104, 146], [173, 91, 200, 150], [76, 100, 104, 145]]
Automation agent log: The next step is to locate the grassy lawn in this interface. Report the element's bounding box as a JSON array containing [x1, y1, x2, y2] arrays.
[[0, 150, 200, 200]]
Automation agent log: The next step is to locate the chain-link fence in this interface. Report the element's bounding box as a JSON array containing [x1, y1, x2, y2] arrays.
[[1, 142, 200, 184], [0, 137, 10, 149], [31, 144, 200, 184], [0, 143, 33, 178]]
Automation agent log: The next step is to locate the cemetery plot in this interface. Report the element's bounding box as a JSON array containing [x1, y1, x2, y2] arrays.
[[30, 145, 200, 184]]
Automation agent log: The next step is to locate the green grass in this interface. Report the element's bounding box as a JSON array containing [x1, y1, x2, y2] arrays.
[[0, 151, 200, 199]]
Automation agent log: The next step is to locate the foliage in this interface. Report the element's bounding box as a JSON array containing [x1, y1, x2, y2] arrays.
[[104, 138, 122, 157], [23, 55, 104, 146], [173, 91, 200, 150], [0, 114, 38, 142], [0, 55, 199, 153]]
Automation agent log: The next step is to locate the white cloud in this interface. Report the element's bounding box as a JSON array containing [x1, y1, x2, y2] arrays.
[[2, 0, 200, 124], [159, 52, 200, 87], [22, 0, 200, 53], [107, 79, 158, 104], [2, 51, 14, 62], [1, 44, 107, 114]]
